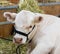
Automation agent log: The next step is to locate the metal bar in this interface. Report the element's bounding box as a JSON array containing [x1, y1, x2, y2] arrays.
[[0, 21, 14, 25], [0, 5, 18, 10], [38, 2, 60, 6]]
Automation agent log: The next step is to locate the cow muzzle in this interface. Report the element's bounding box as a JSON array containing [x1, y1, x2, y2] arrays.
[[13, 38, 23, 44]]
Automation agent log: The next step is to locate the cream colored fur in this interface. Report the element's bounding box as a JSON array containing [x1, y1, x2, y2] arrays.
[[4, 10, 60, 54]]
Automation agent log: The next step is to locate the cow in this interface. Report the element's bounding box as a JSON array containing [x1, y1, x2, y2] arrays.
[[3, 10, 60, 54]]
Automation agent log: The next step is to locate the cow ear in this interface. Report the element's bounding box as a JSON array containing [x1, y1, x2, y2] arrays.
[[33, 16, 43, 24], [3, 12, 17, 23]]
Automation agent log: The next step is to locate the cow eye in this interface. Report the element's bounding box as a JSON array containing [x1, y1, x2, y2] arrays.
[[29, 25, 32, 28]]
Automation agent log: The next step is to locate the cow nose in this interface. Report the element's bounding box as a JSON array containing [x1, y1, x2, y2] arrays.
[[14, 38, 23, 43]]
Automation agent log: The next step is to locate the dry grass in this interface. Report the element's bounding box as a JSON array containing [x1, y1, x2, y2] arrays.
[[18, 0, 43, 13], [0, 39, 16, 54], [0, 36, 27, 54]]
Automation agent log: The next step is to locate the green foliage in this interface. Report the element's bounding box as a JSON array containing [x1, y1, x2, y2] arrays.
[[18, 44, 28, 54], [18, 0, 43, 13]]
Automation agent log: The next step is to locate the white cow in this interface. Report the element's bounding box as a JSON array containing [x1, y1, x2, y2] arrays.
[[3, 10, 60, 54]]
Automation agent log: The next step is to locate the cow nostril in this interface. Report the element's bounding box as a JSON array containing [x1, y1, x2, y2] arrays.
[[19, 38, 23, 41]]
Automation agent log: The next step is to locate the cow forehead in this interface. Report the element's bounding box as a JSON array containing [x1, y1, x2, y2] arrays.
[[15, 10, 35, 26]]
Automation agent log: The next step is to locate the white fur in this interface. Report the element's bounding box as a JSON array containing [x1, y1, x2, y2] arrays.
[[3, 10, 60, 54]]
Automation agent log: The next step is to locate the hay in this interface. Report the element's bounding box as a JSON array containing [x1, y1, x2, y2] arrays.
[[0, 36, 16, 54], [18, 0, 43, 13]]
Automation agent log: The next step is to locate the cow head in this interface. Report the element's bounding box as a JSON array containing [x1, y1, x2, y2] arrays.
[[3, 10, 42, 44]]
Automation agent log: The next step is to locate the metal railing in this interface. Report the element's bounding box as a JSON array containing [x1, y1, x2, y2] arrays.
[[0, 5, 18, 10], [38, 0, 60, 3], [0, 21, 14, 25], [38, 2, 60, 6]]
